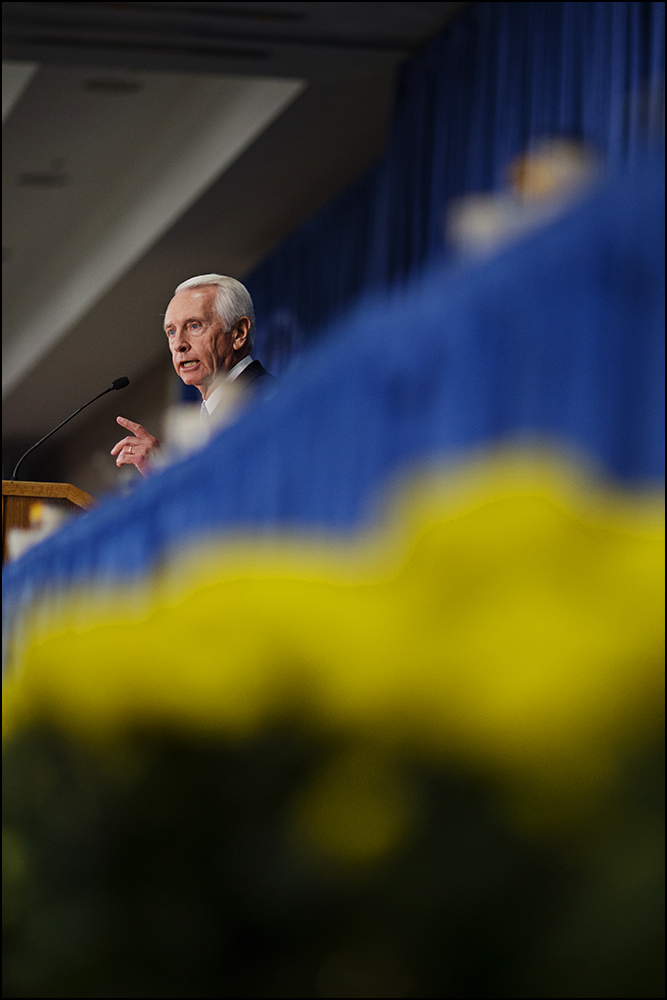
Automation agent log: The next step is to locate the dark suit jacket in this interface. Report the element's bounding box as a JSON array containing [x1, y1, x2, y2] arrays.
[[235, 359, 275, 393]]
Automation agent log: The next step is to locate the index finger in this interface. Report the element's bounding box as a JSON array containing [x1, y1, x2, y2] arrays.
[[116, 415, 146, 436]]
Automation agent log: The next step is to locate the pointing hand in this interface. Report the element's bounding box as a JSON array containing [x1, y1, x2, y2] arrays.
[[111, 416, 160, 477]]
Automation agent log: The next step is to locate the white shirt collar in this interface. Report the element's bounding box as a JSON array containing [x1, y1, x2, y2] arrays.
[[203, 356, 254, 415], [226, 354, 254, 383]]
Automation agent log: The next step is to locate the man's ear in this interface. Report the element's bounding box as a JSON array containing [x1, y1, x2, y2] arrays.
[[232, 317, 251, 350]]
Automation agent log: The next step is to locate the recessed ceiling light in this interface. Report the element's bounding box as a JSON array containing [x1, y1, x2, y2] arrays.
[[18, 172, 70, 187], [83, 79, 144, 93]]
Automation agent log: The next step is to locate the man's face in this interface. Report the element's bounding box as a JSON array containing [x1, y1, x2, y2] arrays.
[[164, 286, 246, 397]]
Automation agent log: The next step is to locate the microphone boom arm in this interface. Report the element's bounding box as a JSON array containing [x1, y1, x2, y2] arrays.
[[10, 378, 130, 482]]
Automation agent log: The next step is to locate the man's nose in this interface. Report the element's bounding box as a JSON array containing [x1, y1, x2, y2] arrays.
[[171, 329, 189, 350]]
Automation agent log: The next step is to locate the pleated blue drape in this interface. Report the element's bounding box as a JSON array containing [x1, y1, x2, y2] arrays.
[[4, 152, 664, 597], [247, 1, 665, 373], [3, 1, 664, 658]]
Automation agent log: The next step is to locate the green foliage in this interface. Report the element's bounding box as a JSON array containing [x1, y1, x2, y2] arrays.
[[3, 722, 664, 999]]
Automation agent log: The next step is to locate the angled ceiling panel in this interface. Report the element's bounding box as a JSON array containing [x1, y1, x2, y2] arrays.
[[2, 67, 304, 394], [2, 2, 465, 450]]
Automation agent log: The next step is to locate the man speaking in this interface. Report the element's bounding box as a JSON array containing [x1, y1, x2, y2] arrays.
[[111, 274, 273, 476]]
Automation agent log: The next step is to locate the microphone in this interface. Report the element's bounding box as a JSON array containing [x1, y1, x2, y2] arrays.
[[10, 377, 130, 481]]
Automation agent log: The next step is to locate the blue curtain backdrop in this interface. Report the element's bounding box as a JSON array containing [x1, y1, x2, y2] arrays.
[[3, 152, 664, 642], [247, 0, 665, 374], [3, 0, 664, 663]]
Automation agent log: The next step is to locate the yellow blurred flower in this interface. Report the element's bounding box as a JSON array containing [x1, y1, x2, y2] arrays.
[[3, 447, 663, 831]]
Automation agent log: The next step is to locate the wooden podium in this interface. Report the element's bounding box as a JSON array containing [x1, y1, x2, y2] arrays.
[[2, 481, 95, 564]]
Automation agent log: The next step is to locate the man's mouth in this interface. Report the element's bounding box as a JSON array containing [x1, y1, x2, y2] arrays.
[[180, 360, 199, 369]]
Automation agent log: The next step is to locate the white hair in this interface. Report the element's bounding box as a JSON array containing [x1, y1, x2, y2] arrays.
[[174, 273, 256, 347]]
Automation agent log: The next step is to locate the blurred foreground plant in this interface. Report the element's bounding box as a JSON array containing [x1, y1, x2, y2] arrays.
[[3, 453, 664, 997], [3, 720, 663, 999]]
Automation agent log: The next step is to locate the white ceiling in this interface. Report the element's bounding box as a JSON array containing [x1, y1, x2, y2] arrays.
[[2, 2, 464, 442], [2, 59, 38, 121], [2, 65, 304, 395]]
